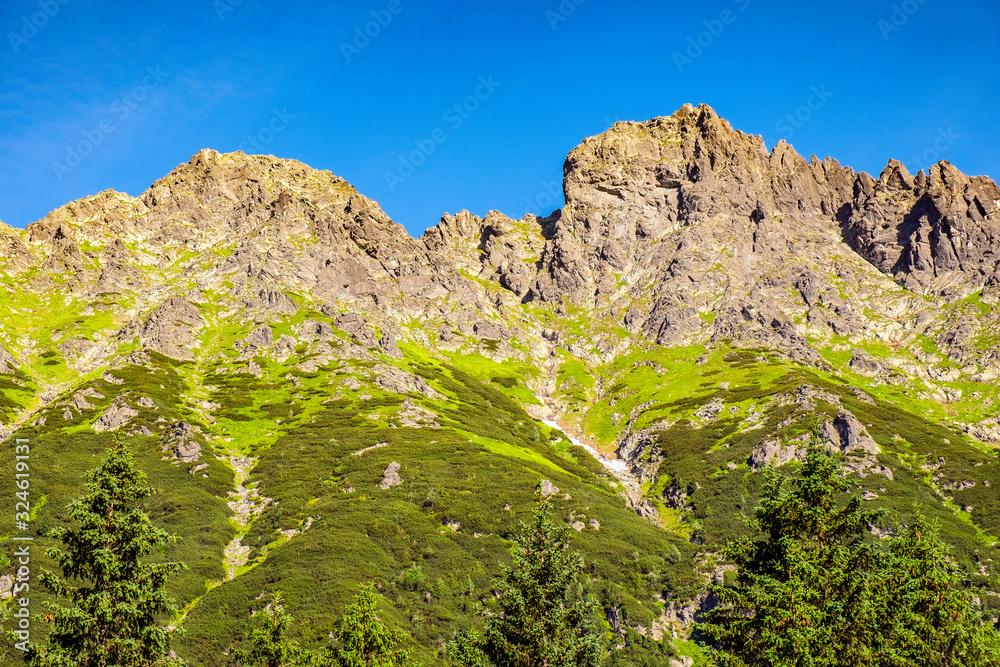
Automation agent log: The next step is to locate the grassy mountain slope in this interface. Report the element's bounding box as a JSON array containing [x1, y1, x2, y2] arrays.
[[1, 104, 999, 664]]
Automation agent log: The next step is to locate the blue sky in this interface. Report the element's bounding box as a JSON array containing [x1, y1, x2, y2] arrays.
[[1, 0, 997, 237]]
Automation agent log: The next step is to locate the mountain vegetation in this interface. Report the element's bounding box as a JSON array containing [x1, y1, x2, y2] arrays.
[[1, 103, 999, 664], [448, 487, 604, 667], [700, 438, 1000, 666], [19, 438, 184, 667]]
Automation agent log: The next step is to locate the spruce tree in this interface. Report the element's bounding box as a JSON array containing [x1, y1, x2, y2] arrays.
[[699, 438, 1000, 667], [230, 593, 311, 667], [26, 436, 185, 667], [323, 583, 413, 667], [873, 510, 1000, 666], [449, 487, 604, 667], [698, 439, 883, 666]]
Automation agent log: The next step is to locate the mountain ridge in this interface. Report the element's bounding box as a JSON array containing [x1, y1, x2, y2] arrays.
[[1, 103, 998, 665], [2, 102, 999, 456]]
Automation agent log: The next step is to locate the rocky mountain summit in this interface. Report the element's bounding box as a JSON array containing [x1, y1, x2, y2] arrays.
[[3, 104, 998, 377], [1, 104, 998, 663]]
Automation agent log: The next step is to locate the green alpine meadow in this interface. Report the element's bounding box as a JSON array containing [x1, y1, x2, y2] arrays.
[[1, 104, 999, 665]]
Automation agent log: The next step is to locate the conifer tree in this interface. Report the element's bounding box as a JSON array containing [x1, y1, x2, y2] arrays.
[[449, 487, 604, 667], [230, 593, 311, 667], [26, 436, 186, 667], [323, 583, 413, 667], [699, 438, 1000, 667], [873, 510, 1000, 666]]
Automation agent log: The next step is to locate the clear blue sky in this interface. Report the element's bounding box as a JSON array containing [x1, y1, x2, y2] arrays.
[[1, 0, 997, 236]]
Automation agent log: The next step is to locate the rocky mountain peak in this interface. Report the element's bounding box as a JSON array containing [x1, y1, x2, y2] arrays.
[[4, 105, 1000, 666], [3, 108, 998, 375], [527, 103, 999, 316], [5, 150, 430, 303], [842, 157, 1000, 297]]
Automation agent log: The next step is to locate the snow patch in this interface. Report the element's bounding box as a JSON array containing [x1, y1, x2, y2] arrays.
[[540, 419, 628, 473]]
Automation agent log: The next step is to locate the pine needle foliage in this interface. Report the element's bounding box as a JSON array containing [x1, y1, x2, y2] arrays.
[[449, 486, 605, 667], [322, 583, 415, 667], [230, 593, 310, 667], [699, 438, 1000, 667], [26, 436, 186, 667]]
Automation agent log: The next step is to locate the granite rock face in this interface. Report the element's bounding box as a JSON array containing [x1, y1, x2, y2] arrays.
[[841, 160, 1000, 297], [3, 107, 998, 375], [510, 104, 1000, 366]]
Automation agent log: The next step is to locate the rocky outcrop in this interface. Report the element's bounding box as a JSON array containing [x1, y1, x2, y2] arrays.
[[850, 349, 884, 377], [960, 417, 1000, 444], [822, 410, 892, 479], [373, 364, 442, 399], [660, 588, 719, 631], [122, 297, 205, 361], [0, 223, 33, 275], [397, 399, 440, 428], [841, 160, 1000, 297], [298, 319, 335, 342], [749, 439, 804, 470], [533, 105, 858, 308], [163, 422, 201, 462], [378, 331, 403, 358], [244, 325, 273, 350], [93, 396, 139, 432], [826, 410, 880, 456], [332, 313, 380, 348], [0, 344, 18, 374], [71, 388, 104, 411], [246, 286, 297, 316], [379, 461, 402, 489], [58, 337, 107, 372]]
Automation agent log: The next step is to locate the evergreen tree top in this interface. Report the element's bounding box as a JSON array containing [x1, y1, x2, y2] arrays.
[[21, 436, 186, 667]]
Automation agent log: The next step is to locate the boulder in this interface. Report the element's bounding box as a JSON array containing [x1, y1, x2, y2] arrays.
[[0, 344, 17, 374], [829, 410, 880, 456], [93, 397, 139, 432], [373, 364, 442, 399], [164, 421, 201, 462], [379, 461, 402, 489], [749, 440, 804, 469], [849, 349, 883, 377], [397, 399, 440, 428]]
